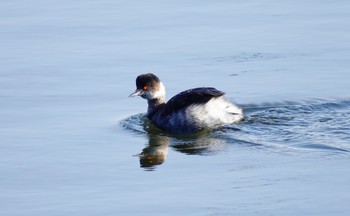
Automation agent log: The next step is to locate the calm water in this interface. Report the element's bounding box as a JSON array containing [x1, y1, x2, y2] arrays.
[[1, 0, 350, 215]]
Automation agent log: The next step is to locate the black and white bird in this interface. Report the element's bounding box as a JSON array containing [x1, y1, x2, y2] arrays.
[[130, 73, 243, 134]]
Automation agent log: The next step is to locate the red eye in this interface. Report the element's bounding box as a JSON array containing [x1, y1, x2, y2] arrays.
[[143, 86, 149, 90]]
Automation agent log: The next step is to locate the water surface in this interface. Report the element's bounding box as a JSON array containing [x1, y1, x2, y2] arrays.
[[1, 0, 350, 215]]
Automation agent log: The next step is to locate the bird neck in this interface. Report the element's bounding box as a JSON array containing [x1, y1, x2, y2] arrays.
[[147, 96, 166, 115]]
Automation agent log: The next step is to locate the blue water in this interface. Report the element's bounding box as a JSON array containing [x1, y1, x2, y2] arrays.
[[1, 0, 350, 215], [122, 99, 350, 169]]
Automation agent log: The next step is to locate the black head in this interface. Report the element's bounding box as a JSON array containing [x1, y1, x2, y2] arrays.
[[135, 73, 160, 90], [129, 73, 165, 100]]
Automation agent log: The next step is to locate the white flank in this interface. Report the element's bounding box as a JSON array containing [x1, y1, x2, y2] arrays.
[[188, 96, 243, 128]]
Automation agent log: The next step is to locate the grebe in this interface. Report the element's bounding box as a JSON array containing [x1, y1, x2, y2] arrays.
[[130, 73, 243, 134]]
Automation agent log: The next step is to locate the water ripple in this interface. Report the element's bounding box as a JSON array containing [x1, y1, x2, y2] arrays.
[[236, 99, 350, 154], [121, 99, 350, 156]]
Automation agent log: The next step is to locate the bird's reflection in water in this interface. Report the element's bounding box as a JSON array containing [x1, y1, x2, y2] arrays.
[[138, 134, 169, 169], [137, 131, 229, 170], [123, 114, 241, 170]]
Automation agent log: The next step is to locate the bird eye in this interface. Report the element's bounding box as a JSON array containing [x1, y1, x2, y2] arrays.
[[143, 86, 149, 90]]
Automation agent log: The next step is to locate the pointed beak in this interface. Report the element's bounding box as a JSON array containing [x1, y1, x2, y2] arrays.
[[129, 89, 143, 97]]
